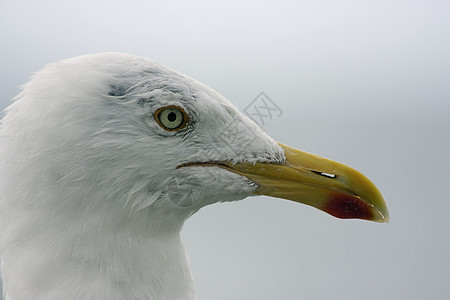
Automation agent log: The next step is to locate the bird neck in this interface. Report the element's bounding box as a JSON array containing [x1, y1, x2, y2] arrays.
[[0, 200, 197, 300]]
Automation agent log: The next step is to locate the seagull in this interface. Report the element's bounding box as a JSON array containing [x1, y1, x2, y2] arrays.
[[0, 53, 388, 300]]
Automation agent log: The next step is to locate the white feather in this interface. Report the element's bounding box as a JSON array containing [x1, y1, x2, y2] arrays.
[[0, 53, 284, 300]]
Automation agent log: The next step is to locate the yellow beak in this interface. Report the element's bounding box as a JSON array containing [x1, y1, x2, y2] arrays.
[[226, 143, 389, 222]]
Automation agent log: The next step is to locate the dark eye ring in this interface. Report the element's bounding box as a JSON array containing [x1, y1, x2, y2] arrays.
[[154, 106, 189, 131]]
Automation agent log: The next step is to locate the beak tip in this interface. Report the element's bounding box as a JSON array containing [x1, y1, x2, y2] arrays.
[[321, 193, 389, 223], [378, 209, 390, 223]]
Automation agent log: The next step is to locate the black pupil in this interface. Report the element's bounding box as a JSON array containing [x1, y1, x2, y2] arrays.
[[167, 112, 177, 122]]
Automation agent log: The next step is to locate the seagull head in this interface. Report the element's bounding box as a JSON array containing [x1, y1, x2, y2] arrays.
[[1, 53, 388, 228], [0, 52, 388, 299]]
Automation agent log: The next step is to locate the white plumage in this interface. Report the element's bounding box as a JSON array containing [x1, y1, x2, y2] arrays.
[[0, 53, 388, 300], [0, 53, 284, 300]]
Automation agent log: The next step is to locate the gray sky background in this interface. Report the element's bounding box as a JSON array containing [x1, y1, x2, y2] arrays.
[[1, 0, 449, 299]]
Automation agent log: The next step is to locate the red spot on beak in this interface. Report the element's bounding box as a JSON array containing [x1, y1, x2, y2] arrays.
[[322, 193, 374, 220]]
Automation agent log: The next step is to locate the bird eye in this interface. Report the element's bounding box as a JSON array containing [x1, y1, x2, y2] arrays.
[[154, 106, 189, 131]]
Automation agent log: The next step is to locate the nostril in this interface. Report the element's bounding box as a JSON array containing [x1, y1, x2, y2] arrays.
[[311, 170, 337, 179]]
